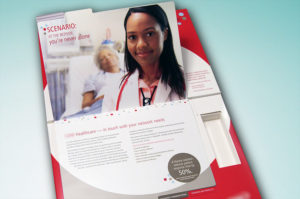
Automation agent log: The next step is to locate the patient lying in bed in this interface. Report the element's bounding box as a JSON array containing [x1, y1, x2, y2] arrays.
[[64, 46, 124, 119], [82, 45, 124, 109]]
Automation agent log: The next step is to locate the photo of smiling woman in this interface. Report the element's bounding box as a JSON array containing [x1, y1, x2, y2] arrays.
[[102, 4, 185, 112]]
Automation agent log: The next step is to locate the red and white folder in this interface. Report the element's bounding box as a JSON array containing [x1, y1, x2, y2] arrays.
[[37, 6, 261, 199]]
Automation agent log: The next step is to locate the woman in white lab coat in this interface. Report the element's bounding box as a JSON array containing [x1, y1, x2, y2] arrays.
[[102, 5, 185, 112]]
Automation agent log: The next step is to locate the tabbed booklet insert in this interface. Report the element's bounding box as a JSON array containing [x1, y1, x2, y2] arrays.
[[36, 2, 261, 199]]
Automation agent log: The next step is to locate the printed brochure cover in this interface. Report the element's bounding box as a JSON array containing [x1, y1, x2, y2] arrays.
[[37, 2, 260, 199]]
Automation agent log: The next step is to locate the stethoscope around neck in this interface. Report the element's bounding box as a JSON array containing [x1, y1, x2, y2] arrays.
[[115, 74, 157, 111]]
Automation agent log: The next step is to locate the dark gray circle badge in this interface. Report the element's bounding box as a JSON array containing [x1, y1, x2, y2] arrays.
[[168, 153, 201, 183]]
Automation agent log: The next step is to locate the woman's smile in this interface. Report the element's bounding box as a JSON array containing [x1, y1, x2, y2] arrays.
[[136, 50, 153, 58]]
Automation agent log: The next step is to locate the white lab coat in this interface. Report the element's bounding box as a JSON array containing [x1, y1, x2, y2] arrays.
[[102, 69, 182, 112]]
